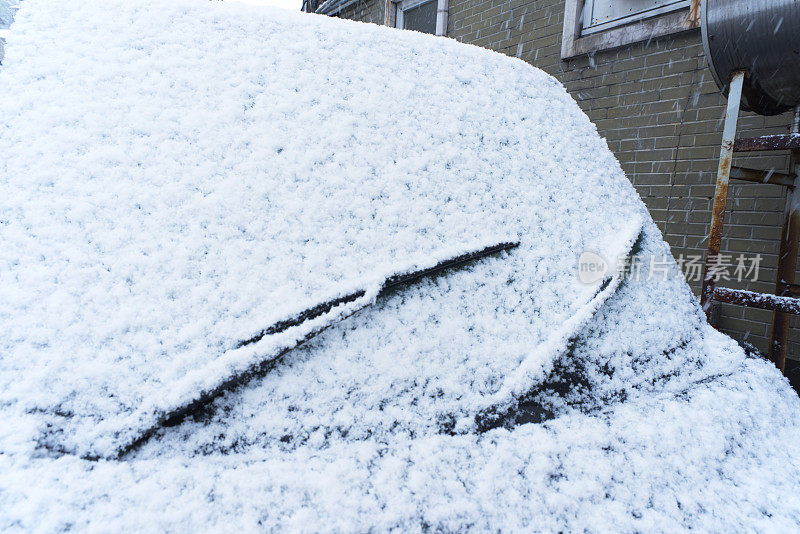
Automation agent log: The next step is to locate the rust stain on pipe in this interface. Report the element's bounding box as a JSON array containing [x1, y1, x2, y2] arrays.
[[688, 0, 701, 27], [701, 71, 745, 320], [700, 148, 731, 317], [708, 141, 733, 256]]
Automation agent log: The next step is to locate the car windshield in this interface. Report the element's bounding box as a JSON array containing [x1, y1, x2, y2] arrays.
[[5, 3, 800, 531]]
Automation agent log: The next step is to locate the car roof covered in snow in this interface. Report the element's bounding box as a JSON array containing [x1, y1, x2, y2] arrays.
[[2, 0, 800, 530]]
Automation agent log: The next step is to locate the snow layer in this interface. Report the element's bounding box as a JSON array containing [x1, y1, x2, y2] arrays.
[[2, 0, 800, 531], [0, 0, 644, 458], [4, 349, 800, 532]]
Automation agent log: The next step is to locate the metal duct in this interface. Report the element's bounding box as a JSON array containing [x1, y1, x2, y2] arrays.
[[701, 0, 800, 116]]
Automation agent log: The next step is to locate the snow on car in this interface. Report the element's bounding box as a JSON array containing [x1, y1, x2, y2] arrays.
[[1, 0, 799, 530]]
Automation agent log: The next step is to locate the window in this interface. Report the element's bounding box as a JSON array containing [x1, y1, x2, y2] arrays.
[[581, 0, 690, 35], [561, 0, 699, 59], [396, 0, 437, 35]]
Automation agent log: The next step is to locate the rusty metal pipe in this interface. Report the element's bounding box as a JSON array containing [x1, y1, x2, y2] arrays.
[[701, 71, 745, 320], [769, 105, 800, 371], [729, 166, 795, 188], [733, 135, 800, 152], [714, 287, 800, 315]]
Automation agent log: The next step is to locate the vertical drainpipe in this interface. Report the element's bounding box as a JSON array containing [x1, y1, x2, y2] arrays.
[[383, 0, 394, 26], [700, 70, 745, 320], [435, 0, 449, 36]]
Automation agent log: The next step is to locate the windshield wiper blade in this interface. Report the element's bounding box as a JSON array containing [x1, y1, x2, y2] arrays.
[[237, 241, 520, 348], [236, 291, 367, 348], [116, 240, 519, 459], [474, 226, 645, 432]]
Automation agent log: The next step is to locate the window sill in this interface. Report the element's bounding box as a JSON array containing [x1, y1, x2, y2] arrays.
[[561, 0, 700, 59]]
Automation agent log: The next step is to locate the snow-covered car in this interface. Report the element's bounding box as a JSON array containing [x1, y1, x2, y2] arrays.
[[2, 0, 800, 531]]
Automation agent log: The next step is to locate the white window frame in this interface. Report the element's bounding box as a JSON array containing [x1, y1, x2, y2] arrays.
[[561, 0, 700, 59]]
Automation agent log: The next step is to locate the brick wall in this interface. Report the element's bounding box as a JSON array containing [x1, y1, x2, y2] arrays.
[[329, 0, 800, 359], [337, 0, 384, 25]]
